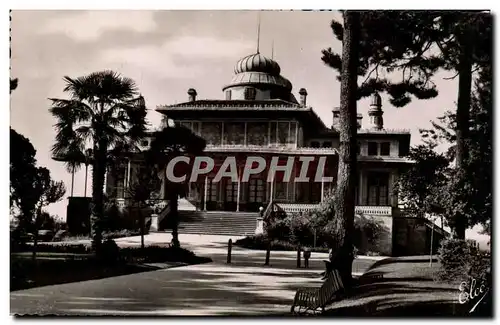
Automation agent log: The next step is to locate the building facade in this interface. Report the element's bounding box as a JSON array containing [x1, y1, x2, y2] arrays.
[[106, 52, 412, 219], [60, 51, 449, 256]]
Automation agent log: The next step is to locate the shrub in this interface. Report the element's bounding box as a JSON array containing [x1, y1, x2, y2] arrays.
[[234, 234, 330, 252], [103, 229, 147, 239], [35, 243, 91, 254], [98, 239, 121, 264], [264, 205, 388, 255], [266, 218, 290, 241], [437, 238, 491, 284], [119, 245, 211, 264]]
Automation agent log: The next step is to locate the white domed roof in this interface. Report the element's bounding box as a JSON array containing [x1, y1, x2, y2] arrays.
[[223, 52, 292, 92], [234, 53, 281, 75]]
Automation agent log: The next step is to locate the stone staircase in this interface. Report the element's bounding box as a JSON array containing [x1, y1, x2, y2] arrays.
[[166, 211, 258, 236]]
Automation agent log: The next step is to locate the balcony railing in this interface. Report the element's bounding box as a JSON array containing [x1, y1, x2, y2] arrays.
[[205, 144, 339, 154], [275, 203, 392, 216], [355, 206, 392, 216]]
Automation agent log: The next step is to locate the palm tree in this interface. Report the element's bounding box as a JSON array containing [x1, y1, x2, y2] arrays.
[[146, 124, 205, 247], [49, 70, 147, 252]]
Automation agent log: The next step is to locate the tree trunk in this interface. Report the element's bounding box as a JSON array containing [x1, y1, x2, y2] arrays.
[[32, 207, 42, 262], [139, 204, 145, 250], [169, 192, 180, 248], [453, 31, 473, 240], [90, 141, 107, 253], [330, 10, 360, 288]]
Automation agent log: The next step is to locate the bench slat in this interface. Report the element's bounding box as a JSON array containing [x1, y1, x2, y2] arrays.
[[291, 269, 344, 314]]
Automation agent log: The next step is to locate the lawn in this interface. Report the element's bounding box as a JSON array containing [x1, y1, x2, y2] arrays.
[[10, 245, 212, 292], [321, 256, 491, 317]]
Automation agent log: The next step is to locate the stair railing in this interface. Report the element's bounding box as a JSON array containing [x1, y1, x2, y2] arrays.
[[256, 200, 275, 235], [152, 200, 170, 229]]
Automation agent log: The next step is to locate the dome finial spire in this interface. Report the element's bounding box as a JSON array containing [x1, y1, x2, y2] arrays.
[[256, 11, 261, 54]]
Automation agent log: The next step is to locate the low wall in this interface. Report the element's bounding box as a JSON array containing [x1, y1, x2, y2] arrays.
[[392, 217, 447, 256], [354, 214, 393, 256]]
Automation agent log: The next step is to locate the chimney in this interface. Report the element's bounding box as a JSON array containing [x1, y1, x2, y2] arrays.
[[357, 113, 363, 129], [331, 107, 340, 129], [187, 88, 197, 102], [368, 92, 384, 130], [299, 88, 308, 106]]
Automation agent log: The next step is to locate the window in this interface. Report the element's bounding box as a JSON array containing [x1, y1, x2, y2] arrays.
[[380, 142, 391, 156], [225, 181, 238, 203], [205, 178, 217, 202], [311, 141, 320, 148], [323, 141, 332, 148], [368, 142, 378, 156], [192, 122, 200, 134], [244, 87, 256, 100], [270, 122, 277, 144], [357, 142, 361, 155], [367, 172, 389, 206], [277, 122, 289, 144], [248, 178, 265, 203], [223, 122, 245, 145], [225, 90, 232, 100]]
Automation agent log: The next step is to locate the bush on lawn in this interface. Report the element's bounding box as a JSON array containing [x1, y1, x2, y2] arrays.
[[23, 242, 211, 265], [234, 234, 330, 253], [98, 239, 121, 264], [102, 201, 152, 233], [120, 245, 211, 264], [35, 243, 91, 254], [263, 203, 387, 255], [437, 238, 491, 285]]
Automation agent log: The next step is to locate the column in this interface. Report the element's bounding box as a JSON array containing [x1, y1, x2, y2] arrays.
[[103, 169, 107, 195], [288, 121, 291, 147], [269, 178, 274, 202], [244, 122, 247, 146], [321, 177, 325, 202], [203, 176, 208, 211], [126, 160, 131, 189], [221, 121, 224, 145], [295, 121, 299, 148], [358, 170, 363, 205], [236, 167, 241, 212], [268, 122, 271, 146]]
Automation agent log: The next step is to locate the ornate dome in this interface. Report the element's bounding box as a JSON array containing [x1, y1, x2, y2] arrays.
[[234, 53, 281, 76], [224, 72, 292, 91], [370, 92, 382, 107]]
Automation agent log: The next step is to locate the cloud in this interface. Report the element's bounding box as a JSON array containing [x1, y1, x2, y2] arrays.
[[39, 11, 157, 41], [99, 36, 255, 79], [167, 36, 255, 58]]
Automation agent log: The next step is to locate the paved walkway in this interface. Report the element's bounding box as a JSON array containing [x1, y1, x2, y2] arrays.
[[11, 233, 385, 316]]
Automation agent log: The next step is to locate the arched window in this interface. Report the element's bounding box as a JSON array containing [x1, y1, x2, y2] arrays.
[[322, 141, 332, 148], [225, 90, 232, 100], [244, 87, 256, 100]]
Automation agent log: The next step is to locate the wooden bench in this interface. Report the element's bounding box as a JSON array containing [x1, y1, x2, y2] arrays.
[[290, 269, 344, 315]]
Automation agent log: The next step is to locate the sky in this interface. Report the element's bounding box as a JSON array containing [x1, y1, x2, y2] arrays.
[[10, 10, 460, 220]]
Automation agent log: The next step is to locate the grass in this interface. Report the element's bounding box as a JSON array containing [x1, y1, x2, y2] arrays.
[[55, 229, 148, 242], [10, 245, 212, 292], [318, 256, 492, 317]]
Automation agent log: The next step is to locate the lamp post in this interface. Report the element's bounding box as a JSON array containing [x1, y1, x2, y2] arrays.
[[259, 206, 264, 235], [430, 216, 436, 267]]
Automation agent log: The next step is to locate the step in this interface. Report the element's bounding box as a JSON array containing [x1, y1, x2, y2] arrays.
[[162, 210, 259, 236]]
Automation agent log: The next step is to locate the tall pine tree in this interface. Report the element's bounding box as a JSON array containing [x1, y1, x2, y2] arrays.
[[322, 10, 491, 239]]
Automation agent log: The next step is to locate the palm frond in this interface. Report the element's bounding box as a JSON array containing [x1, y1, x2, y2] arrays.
[[49, 98, 94, 123]]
